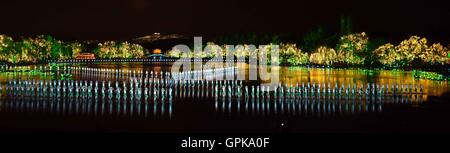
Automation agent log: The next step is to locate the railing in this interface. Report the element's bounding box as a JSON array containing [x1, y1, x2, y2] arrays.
[[48, 58, 247, 64]]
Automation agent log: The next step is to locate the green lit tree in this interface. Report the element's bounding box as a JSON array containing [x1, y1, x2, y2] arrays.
[[94, 41, 144, 59], [0, 35, 15, 62], [336, 32, 368, 65]]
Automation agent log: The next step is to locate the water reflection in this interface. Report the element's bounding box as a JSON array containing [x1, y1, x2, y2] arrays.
[[215, 93, 424, 117], [0, 96, 173, 118], [0, 78, 427, 118], [279, 67, 448, 97], [0, 64, 447, 119]]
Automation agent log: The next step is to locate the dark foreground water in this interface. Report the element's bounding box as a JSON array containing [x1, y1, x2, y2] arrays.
[[0, 63, 449, 133]]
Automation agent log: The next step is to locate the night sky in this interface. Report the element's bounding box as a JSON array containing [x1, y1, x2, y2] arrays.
[[0, 0, 449, 43]]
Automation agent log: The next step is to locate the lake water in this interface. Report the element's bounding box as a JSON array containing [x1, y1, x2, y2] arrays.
[[0, 62, 449, 133]]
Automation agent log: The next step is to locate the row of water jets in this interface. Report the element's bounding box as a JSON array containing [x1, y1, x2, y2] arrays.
[[214, 94, 425, 117], [0, 84, 424, 118], [1, 65, 426, 98], [1, 77, 425, 100], [0, 65, 427, 118]]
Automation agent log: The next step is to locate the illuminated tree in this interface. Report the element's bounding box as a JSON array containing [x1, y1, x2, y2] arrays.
[[167, 47, 183, 58], [374, 43, 397, 67], [231, 44, 251, 58], [395, 36, 427, 66], [31, 35, 52, 60], [67, 42, 83, 58], [129, 43, 145, 58], [15, 38, 39, 63], [31, 35, 77, 61], [336, 32, 368, 65], [0, 35, 15, 62], [280, 44, 309, 65], [50, 39, 64, 60], [95, 41, 116, 58], [309, 46, 337, 66], [94, 41, 144, 59], [375, 36, 449, 67], [420, 43, 448, 65]]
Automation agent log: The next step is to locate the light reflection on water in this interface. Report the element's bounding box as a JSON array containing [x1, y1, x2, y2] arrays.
[[0, 96, 173, 118], [0, 63, 448, 119], [272, 67, 448, 97], [214, 94, 425, 117]]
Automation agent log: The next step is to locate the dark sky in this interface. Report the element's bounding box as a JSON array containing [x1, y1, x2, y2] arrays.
[[0, 0, 449, 43]]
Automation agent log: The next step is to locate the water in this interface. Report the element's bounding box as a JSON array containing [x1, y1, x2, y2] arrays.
[[0, 62, 448, 133]]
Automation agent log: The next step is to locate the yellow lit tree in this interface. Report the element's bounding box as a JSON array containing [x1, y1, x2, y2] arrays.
[[336, 32, 368, 65], [94, 41, 144, 59], [375, 36, 449, 67], [0, 35, 15, 62], [421, 43, 448, 65], [374, 43, 397, 66], [280, 44, 309, 65], [310, 46, 337, 66]]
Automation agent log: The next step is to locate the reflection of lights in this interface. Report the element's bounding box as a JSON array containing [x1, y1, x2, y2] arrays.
[[215, 93, 423, 117], [0, 65, 446, 120], [0, 96, 173, 118]]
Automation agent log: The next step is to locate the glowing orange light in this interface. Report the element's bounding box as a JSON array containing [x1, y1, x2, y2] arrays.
[[153, 49, 162, 54]]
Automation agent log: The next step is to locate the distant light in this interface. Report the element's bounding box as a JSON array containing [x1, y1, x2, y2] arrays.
[[153, 49, 162, 54]]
